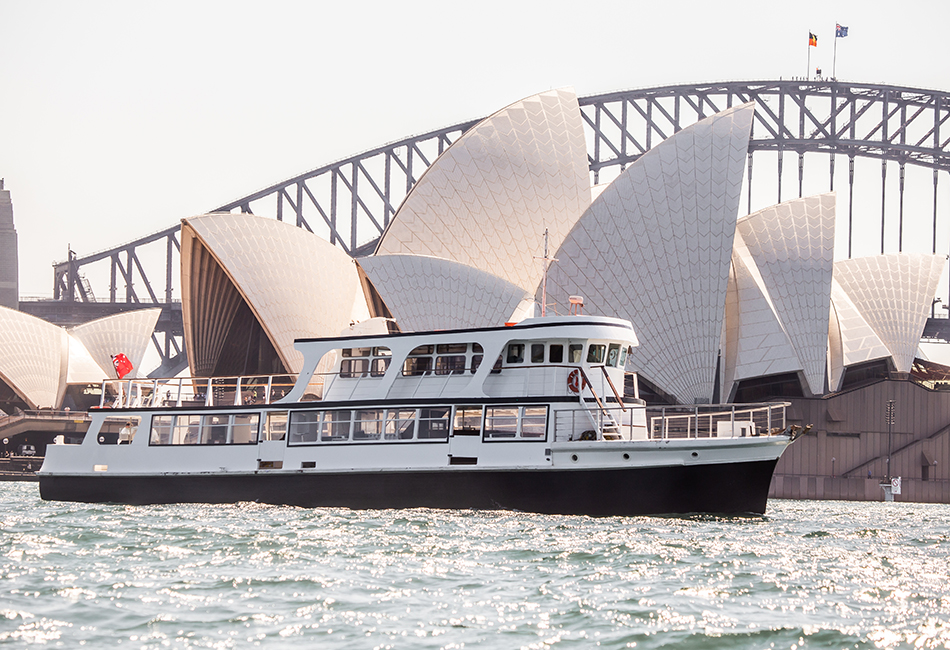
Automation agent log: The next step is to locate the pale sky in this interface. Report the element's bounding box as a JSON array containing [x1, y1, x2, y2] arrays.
[[2, 0, 948, 298]]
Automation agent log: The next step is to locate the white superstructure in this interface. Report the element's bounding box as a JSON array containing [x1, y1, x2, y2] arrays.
[[40, 316, 793, 516]]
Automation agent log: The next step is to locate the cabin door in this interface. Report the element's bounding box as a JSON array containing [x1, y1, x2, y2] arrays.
[[448, 406, 482, 465], [258, 411, 288, 470]]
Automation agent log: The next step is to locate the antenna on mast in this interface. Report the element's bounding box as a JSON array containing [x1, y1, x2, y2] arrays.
[[534, 228, 558, 317]]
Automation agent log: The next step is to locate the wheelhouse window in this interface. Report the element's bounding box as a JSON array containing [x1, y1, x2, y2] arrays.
[[587, 344, 606, 364], [531, 344, 545, 363], [549, 344, 564, 363], [606, 343, 622, 367], [507, 344, 525, 364], [569, 344, 583, 363]]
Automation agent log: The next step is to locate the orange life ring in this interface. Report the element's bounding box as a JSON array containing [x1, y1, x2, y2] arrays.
[[567, 369, 586, 394]]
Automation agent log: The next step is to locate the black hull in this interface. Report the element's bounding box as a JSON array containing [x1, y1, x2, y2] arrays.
[[40, 459, 780, 516]]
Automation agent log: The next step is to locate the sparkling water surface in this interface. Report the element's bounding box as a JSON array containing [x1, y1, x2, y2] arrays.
[[1, 483, 948, 649]]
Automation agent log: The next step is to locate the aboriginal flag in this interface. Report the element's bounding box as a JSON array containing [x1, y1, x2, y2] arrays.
[[809, 32, 818, 47]]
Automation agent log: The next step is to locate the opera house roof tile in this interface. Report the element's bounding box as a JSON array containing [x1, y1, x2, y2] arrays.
[[181, 213, 370, 375], [833, 253, 947, 374], [69, 308, 161, 380], [0, 306, 67, 409], [542, 103, 754, 403], [374, 88, 590, 294], [358, 254, 532, 332], [728, 194, 836, 396]]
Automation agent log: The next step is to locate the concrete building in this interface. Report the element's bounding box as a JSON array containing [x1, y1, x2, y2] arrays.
[[0, 179, 18, 310]]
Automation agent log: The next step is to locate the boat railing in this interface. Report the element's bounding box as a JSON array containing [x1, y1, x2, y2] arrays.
[[100, 374, 299, 409], [553, 402, 789, 442]]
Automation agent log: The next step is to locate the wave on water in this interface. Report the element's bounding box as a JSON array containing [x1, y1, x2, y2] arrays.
[[1, 484, 949, 648]]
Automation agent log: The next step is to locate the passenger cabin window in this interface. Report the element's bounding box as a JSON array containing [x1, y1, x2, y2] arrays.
[[320, 410, 352, 442], [521, 407, 547, 438], [232, 414, 260, 444], [417, 408, 450, 439], [435, 355, 466, 375], [569, 344, 583, 363], [507, 344, 525, 364], [289, 411, 321, 444], [549, 344, 564, 363], [403, 345, 434, 376], [403, 356, 433, 376], [531, 344, 545, 364], [354, 410, 384, 441], [587, 344, 606, 364], [484, 407, 519, 438], [341, 347, 371, 376], [149, 413, 260, 445], [371, 357, 391, 377], [483, 406, 548, 440], [340, 358, 369, 378], [606, 343, 621, 367], [371, 347, 392, 377], [385, 410, 416, 440], [202, 414, 229, 444]]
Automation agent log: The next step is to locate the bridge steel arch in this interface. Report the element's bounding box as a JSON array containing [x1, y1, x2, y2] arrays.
[[47, 80, 950, 373]]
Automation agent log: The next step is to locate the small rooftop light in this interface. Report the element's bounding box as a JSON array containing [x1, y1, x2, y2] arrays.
[[569, 295, 584, 316]]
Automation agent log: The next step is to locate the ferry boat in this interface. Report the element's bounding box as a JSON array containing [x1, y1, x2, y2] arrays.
[[38, 316, 795, 516]]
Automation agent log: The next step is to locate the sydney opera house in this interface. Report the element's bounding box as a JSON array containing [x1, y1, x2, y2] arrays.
[[2, 88, 948, 502]]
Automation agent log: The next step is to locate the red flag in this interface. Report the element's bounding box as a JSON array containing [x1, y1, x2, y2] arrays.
[[112, 353, 133, 379]]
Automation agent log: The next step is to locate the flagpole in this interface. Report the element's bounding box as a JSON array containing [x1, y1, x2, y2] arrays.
[[833, 24, 838, 79], [807, 35, 811, 79]]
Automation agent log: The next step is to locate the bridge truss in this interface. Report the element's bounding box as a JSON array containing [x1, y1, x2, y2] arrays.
[[47, 80, 950, 374]]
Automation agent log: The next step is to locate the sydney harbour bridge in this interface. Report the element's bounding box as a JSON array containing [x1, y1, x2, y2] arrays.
[[22, 80, 950, 376]]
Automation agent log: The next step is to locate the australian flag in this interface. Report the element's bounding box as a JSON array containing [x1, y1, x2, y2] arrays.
[[836, 24, 849, 38]]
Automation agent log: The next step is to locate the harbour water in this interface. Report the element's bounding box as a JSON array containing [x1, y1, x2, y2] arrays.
[[1, 483, 948, 649]]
